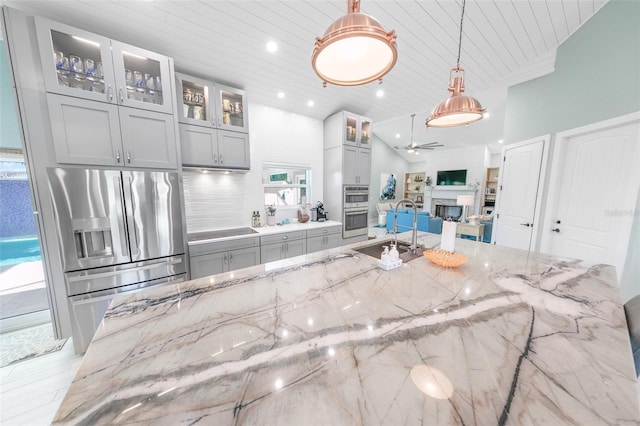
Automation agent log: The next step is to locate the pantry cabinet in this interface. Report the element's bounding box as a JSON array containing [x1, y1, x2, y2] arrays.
[[179, 124, 250, 170], [34, 16, 179, 169], [343, 146, 371, 185], [47, 94, 177, 168]]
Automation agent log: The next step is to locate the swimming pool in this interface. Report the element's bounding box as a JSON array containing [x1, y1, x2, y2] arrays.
[[0, 237, 42, 267]]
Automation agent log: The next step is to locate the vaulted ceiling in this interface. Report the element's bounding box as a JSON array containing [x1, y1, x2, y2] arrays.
[[5, 0, 608, 161]]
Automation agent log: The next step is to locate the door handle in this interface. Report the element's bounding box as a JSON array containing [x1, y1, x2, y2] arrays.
[[520, 223, 531, 227], [551, 228, 560, 233]]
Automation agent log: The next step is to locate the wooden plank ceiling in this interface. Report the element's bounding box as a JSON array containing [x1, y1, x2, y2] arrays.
[[5, 0, 607, 159]]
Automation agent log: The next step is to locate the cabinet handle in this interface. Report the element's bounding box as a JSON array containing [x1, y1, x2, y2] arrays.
[[126, 151, 131, 164], [220, 155, 224, 164], [214, 154, 218, 164], [212, 115, 216, 127], [107, 85, 113, 102], [223, 254, 228, 264], [323, 229, 327, 234], [282, 236, 288, 240], [116, 149, 121, 163], [229, 253, 233, 263], [119, 88, 124, 103]]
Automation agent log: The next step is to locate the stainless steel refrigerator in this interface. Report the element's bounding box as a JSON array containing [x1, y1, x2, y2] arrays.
[[47, 167, 187, 353]]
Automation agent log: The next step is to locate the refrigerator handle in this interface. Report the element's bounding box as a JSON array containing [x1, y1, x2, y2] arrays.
[[122, 176, 140, 256], [113, 177, 130, 256]]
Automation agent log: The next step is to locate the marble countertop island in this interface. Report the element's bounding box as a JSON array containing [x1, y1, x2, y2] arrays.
[[53, 233, 639, 425]]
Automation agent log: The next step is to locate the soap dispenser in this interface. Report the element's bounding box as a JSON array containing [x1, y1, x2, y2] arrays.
[[381, 246, 389, 264], [389, 243, 399, 261]]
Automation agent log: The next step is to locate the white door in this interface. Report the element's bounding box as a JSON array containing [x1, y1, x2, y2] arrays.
[[493, 139, 545, 250], [543, 121, 640, 277]]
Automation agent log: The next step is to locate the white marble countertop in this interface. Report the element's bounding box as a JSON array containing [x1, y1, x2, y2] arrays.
[[53, 233, 640, 425], [188, 220, 342, 245]]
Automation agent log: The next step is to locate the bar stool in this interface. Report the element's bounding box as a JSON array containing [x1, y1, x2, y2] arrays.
[[623, 295, 640, 377]]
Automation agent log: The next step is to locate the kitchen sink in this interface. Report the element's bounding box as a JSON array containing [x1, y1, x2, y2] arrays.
[[355, 240, 423, 263]]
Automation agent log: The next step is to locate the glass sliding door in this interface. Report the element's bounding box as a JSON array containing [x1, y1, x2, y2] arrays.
[[0, 38, 50, 331]]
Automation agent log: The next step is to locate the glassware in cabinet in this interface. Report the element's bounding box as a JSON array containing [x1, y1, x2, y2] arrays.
[[35, 17, 173, 114], [35, 17, 115, 103], [110, 41, 173, 114], [343, 112, 372, 147], [175, 72, 212, 126], [215, 84, 248, 132]]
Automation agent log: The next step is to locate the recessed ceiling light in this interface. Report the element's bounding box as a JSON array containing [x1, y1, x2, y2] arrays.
[[498, 139, 504, 144], [376, 89, 384, 98], [277, 92, 285, 99], [395, 133, 400, 139], [307, 100, 314, 107], [483, 112, 491, 119], [266, 41, 278, 53]]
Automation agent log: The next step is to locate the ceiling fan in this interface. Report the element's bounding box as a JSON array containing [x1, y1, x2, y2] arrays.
[[394, 114, 444, 153]]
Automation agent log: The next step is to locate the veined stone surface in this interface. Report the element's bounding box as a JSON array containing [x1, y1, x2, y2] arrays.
[[53, 233, 640, 425]]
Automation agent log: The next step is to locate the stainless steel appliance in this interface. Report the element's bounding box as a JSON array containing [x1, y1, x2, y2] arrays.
[[47, 167, 187, 353], [311, 201, 328, 222], [343, 185, 369, 209], [343, 207, 368, 238]]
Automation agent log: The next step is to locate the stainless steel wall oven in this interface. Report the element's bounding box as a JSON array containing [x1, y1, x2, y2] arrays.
[[343, 185, 369, 209], [342, 207, 368, 238]]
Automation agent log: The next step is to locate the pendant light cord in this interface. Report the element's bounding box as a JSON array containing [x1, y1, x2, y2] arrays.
[[456, 0, 466, 69]]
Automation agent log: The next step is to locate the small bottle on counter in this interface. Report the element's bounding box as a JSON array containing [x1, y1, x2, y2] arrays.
[[251, 211, 259, 227]]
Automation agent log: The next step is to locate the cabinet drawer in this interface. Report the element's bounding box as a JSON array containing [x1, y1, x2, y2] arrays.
[[260, 230, 306, 245], [306, 225, 341, 238], [189, 236, 259, 256]]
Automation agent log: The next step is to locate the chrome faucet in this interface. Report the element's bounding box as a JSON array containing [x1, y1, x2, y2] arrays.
[[393, 198, 420, 254]]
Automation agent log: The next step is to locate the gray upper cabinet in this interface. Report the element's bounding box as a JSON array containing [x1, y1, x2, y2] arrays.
[[342, 112, 372, 148], [180, 125, 249, 170], [35, 16, 178, 169], [343, 146, 371, 185], [35, 17, 174, 114], [176, 72, 250, 170], [176, 73, 248, 133]]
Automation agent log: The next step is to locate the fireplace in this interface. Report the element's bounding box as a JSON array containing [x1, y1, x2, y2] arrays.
[[431, 198, 462, 221], [435, 205, 462, 221]]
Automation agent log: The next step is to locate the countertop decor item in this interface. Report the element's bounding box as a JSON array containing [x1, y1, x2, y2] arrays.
[[311, 0, 397, 87], [423, 248, 468, 268]]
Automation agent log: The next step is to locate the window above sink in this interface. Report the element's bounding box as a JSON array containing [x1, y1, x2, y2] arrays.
[[262, 162, 311, 209]]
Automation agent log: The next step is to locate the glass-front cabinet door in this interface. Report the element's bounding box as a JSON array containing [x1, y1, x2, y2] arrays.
[[215, 84, 248, 132], [111, 41, 173, 114], [175, 72, 213, 127], [343, 112, 371, 147], [359, 116, 371, 147], [35, 17, 116, 104]]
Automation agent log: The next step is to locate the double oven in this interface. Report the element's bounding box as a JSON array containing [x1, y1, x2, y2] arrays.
[[343, 186, 369, 238]]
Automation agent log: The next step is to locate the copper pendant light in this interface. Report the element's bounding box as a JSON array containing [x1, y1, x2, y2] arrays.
[[312, 0, 397, 87], [426, 0, 485, 128]]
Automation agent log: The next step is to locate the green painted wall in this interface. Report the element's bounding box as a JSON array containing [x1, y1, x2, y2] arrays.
[[504, 0, 640, 142]]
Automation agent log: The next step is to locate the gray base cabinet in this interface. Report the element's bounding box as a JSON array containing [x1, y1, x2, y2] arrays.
[[47, 93, 177, 168], [189, 237, 260, 279], [343, 145, 371, 185], [306, 225, 341, 253], [260, 231, 306, 263], [180, 124, 250, 170], [191, 247, 260, 279]]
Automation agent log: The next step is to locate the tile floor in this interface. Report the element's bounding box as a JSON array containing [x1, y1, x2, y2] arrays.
[[0, 337, 82, 425]]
